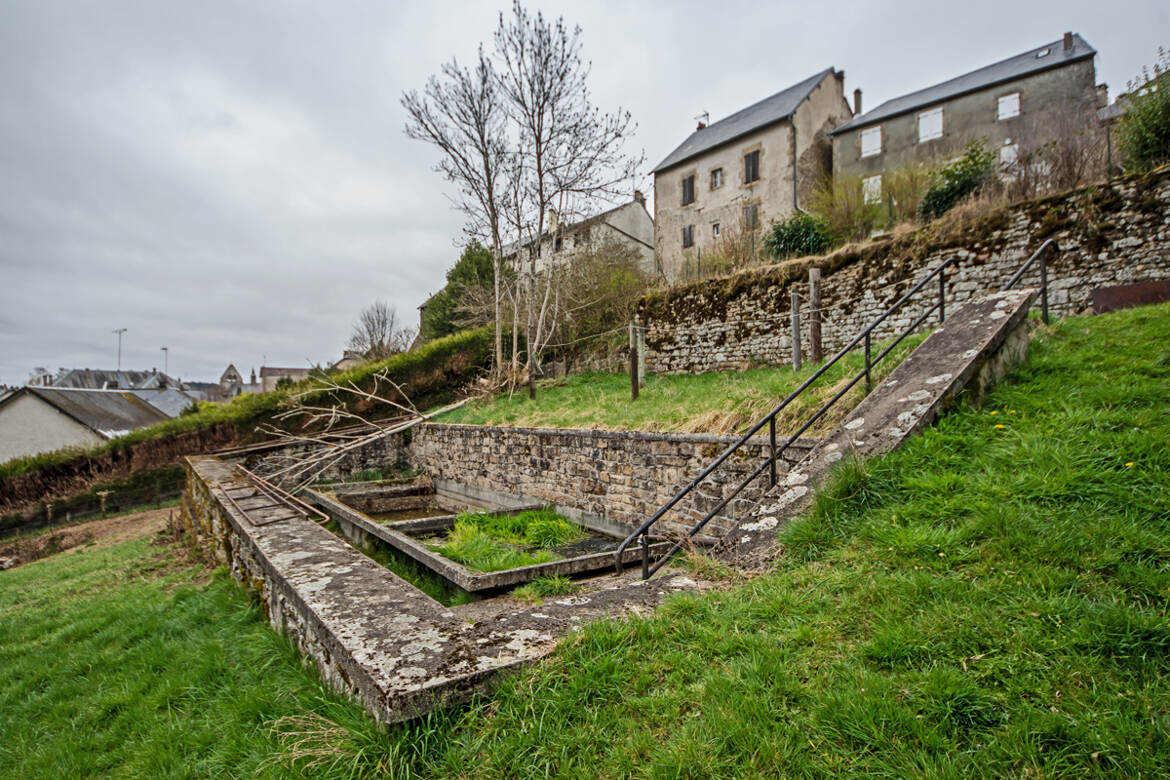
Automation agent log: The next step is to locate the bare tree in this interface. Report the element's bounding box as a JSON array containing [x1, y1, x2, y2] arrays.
[[493, 1, 643, 395], [347, 301, 414, 360], [402, 49, 509, 376]]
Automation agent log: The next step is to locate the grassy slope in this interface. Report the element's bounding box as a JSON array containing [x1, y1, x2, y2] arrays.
[[438, 335, 923, 436], [1, 305, 1166, 778], [0, 535, 437, 779], [424, 304, 1170, 777]]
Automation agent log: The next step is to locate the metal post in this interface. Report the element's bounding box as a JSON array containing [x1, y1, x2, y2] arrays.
[[939, 268, 946, 323], [769, 416, 777, 487], [864, 332, 872, 394], [790, 290, 802, 371], [640, 535, 650, 580], [808, 268, 822, 363], [1040, 251, 1049, 325]]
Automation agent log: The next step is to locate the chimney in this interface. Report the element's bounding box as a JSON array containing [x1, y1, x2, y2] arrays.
[[853, 88, 863, 115], [695, 110, 709, 131], [696, 120, 706, 130], [1063, 32, 1073, 52], [633, 190, 645, 206]]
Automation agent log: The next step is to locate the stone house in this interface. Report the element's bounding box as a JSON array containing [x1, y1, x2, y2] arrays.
[[260, 366, 312, 393], [506, 194, 655, 274], [652, 68, 853, 281], [831, 33, 1106, 201]]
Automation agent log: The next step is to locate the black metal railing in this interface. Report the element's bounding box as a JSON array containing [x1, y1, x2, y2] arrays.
[[616, 257, 958, 578], [616, 240, 1059, 579], [1003, 239, 1056, 324]]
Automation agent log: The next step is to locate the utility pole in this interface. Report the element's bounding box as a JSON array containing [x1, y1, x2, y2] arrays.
[[160, 346, 169, 375], [113, 328, 127, 371]]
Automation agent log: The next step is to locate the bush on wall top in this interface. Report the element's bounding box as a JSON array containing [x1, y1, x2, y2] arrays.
[[763, 213, 834, 259], [919, 140, 995, 220]]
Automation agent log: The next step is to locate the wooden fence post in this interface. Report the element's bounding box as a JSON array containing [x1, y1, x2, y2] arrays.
[[790, 290, 802, 371], [629, 321, 639, 401], [809, 267, 822, 363]]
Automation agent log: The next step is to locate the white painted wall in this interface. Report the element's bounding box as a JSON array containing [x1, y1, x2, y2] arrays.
[[0, 392, 103, 463]]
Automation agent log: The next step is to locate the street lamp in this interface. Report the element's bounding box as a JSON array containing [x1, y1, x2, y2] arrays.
[[113, 328, 127, 371]]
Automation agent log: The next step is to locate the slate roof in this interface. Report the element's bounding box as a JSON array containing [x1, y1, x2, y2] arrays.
[[653, 68, 838, 173], [832, 34, 1096, 134], [128, 388, 201, 418], [21, 387, 171, 439], [51, 368, 180, 390]]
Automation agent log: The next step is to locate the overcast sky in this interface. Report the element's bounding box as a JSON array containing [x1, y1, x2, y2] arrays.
[[0, 1, 1164, 386]]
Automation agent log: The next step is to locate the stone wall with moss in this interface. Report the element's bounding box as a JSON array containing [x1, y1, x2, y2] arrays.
[[638, 170, 1170, 373]]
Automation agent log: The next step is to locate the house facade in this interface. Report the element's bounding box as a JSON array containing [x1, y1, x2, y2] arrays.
[[507, 194, 655, 274], [652, 68, 853, 281], [832, 33, 1104, 199], [0, 387, 172, 464]]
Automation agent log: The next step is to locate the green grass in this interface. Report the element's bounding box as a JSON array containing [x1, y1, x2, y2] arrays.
[[0, 533, 452, 778], [416, 303, 1170, 777], [437, 334, 925, 435], [429, 508, 584, 573], [5, 304, 1168, 777], [511, 575, 577, 604]]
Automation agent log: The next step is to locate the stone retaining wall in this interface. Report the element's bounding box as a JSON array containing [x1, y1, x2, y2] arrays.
[[409, 424, 816, 538], [639, 170, 1170, 374]]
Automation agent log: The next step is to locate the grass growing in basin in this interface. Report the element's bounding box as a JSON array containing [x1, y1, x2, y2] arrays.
[[429, 508, 585, 573]]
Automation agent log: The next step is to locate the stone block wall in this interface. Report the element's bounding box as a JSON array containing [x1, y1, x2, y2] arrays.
[[639, 170, 1170, 373], [409, 423, 815, 538]]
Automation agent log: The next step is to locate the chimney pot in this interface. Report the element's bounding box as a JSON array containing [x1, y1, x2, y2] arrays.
[[1063, 32, 1073, 52], [696, 120, 706, 130], [853, 88, 863, 115]]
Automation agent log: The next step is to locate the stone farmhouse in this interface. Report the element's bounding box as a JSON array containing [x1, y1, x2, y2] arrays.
[[832, 32, 1105, 202], [652, 68, 853, 281], [505, 194, 655, 274]]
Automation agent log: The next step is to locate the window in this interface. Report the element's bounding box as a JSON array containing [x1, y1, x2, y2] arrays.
[[744, 150, 760, 183], [999, 142, 1019, 168], [862, 174, 882, 205], [1035, 47, 1050, 59], [742, 203, 760, 230], [682, 224, 694, 248], [860, 126, 882, 158], [712, 222, 721, 238], [710, 168, 724, 189], [917, 107, 943, 142], [997, 92, 1020, 120], [681, 174, 695, 205]]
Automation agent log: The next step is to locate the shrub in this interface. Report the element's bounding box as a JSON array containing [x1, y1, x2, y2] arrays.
[[1117, 47, 1170, 172], [919, 140, 995, 220], [763, 213, 833, 259], [808, 175, 883, 242]]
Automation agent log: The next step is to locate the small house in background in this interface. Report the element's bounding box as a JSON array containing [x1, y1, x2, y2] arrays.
[[330, 350, 366, 373], [652, 68, 853, 281], [831, 33, 1106, 199], [505, 194, 655, 274], [0, 387, 172, 464], [260, 366, 312, 393]]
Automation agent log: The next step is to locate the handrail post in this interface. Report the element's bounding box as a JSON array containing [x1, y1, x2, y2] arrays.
[[864, 332, 872, 394], [769, 416, 777, 487], [640, 535, 650, 580], [939, 266, 947, 323], [1040, 249, 1049, 324]]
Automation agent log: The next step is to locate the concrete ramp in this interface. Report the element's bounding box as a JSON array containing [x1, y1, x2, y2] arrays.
[[725, 287, 1037, 565]]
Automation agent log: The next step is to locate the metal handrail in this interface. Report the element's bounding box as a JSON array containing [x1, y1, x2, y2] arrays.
[[1003, 239, 1057, 324], [617, 240, 1060, 579], [615, 256, 959, 578]]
